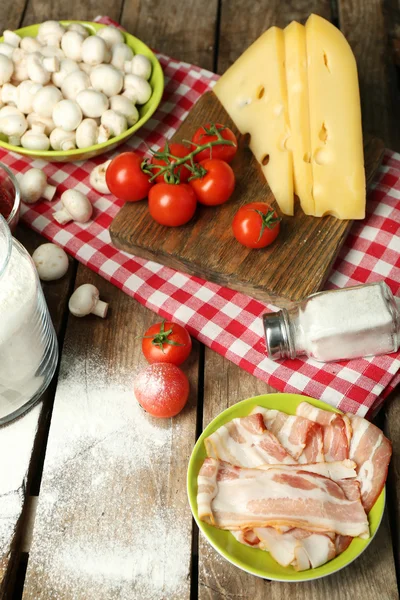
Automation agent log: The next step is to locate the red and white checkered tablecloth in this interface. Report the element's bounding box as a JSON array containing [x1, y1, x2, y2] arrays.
[[2, 16, 399, 418]]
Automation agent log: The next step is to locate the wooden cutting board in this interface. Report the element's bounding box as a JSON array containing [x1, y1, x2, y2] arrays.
[[109, 91, 385, 307]]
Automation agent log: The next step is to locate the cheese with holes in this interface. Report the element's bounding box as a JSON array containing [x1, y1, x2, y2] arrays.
[[306, 14, 365, 219], [214, 27, 294, 215], [284, 21, 314, 215]]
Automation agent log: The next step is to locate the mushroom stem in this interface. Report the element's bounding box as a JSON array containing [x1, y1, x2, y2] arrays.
[[43, 183, 57, 201], [92, 299, 108, 318], [53, 208, 73, 225]]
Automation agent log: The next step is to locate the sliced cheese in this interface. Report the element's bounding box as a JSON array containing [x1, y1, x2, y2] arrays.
[[284, 21, 314, 215], [214, 27, 294, 215], [305, 14, 365, 219]]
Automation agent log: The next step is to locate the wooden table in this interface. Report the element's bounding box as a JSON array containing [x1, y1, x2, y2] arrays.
[[1, 1, 400, 599]]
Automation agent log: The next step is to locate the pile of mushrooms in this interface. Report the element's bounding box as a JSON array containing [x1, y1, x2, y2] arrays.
[[0, 21, 153, 150]]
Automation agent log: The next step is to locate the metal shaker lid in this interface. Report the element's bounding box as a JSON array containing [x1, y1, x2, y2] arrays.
[[262, 309, 294, 361]]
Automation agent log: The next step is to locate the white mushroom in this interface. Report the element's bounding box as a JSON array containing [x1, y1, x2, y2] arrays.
[[68, 283, 108, 318], [20, 36, 42, 53], [109, 95, 139, 126], [90, 64, 123, 97], [96, 26, 124, 49], [2, 80, 42, 114], [0, 55, 14, 85], [11, 48, 28, 82], [37, 21, 65, 47], [81, 36, 108, 66], [76, 118, 100, 148], [26, 52, 51, 84], [76, 89, 109, 118], [52, 58, 80, 88], [18, 168, 56, 203], [124, 54, 152, 80], [27, 112, 56, 135], [39, 45, 65, 60], [0, 43, 16, 59], [52, 99, 82, 131], [21, 124, 50, 150], [3, 30, 21, 48], [90, 160, 111, 194], [49, 127, 76, 151], [53, 189, 92, 224], [67, 23, 89, 39], [32, 243, 69, 281], [61, 31, 84, 62], [100, 109, 127, 137], [110, 42, 133, 70], [123, 73, 152, 104], [0, 108, 27, 145], [32, 85, 62, 117], [61, 70, 90, 100]]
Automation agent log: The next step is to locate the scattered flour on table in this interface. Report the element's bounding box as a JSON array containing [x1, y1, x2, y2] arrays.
[[25, 347, 191, 600]]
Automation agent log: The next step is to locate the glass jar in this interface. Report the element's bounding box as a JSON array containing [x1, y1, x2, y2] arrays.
[[0, 215, 58, 424], [263, 281, 400, 363]]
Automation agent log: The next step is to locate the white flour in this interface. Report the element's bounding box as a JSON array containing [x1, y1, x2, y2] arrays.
[[0, 242, 43, 417], [25, 348, 192, 600]]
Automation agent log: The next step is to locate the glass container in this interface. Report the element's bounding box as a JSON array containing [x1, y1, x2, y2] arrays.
[[0, 215, 58, 424]]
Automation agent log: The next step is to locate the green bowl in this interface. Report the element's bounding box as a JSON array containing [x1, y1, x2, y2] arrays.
[[187, 393, 385, 582], [0, 21, 164, 162]]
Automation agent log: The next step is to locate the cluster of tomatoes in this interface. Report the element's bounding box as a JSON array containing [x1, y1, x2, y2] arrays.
[[106, 123, 281, 248], [133, 320, 192, 418]]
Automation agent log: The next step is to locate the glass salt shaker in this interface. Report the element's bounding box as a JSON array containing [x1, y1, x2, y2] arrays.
[[263, 281, 400, 362], [0, 214, 58, 425]]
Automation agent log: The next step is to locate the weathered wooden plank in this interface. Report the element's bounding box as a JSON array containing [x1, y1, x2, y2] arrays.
[[21, 0, 123, 25], [338, 0, 400, 150], [0, 0, 27, 32], [0, 225, 74, 598], [22, 267, 199, 600], [120, 0, 218, 70], [217, 0, 331, 74]]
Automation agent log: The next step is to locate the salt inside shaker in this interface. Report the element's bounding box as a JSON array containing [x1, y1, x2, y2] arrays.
[[263, 281, 400, 362]]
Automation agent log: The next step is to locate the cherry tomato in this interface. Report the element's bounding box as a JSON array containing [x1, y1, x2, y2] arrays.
[[189, 159, 235, 206], [232, 202, 281, 248], [142, 320, 192, 365], [148, 182, 197, 227], [133, 363, 189, 418], [192, 123, 238, 163], [106, 152, 153, 202], [150, 143, 191, 183]]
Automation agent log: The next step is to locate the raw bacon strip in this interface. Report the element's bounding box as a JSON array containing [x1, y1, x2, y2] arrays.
[[347, 414, 392, 513], [204, 413, 295, 467], [296, 401, 349, 461], [197, 458, 369, 538], [250, 407, 322, 460], [298, 425, 324, 463], [254, 527, 336, 570], [257, 459, 358, 481]]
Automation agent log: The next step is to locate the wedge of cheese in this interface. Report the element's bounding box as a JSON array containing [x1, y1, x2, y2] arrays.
[[284, 21, 314, 215], [214, 27, 294, 215], [306, 14, 365, 219]]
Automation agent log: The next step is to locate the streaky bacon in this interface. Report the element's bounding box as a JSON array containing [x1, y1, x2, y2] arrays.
[[347, 413, 392, 513], [204, 413, 295, 467], [296, 401, 349, 462], [250, 407, 323, 461], [197, 458, 369, 538]]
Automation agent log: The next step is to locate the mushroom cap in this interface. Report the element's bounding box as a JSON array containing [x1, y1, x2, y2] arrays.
[[75, 118, 98, 149], [96, 26, 124, 49], [52, 99, 82, 131], [32, 85, 63, 118], [81, 36, 108, 66], [67, 23, 89, 39], [21, 130, 50, 150], [19, 168, 47, 203], [100, 109, 127, 136], [61, 31, 84, 62], [109, 95, 139, 126], [123, 74, 152, 104], [90, 160, 112, 194], [110, 42, 133, 70], [68, 283, 99, 316], [60, 189, 93, 222], [76, 89, 109, 118], [130, 54, 152, 80], [90, 64, 123, 97], [32, 243, 69, 281], [61, 70, 90, 100], [0, 54, 14, 85]]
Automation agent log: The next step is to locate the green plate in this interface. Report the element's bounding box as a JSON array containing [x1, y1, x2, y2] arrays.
[[187, 393, 385, 582], [0, 21, 164, 162]]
